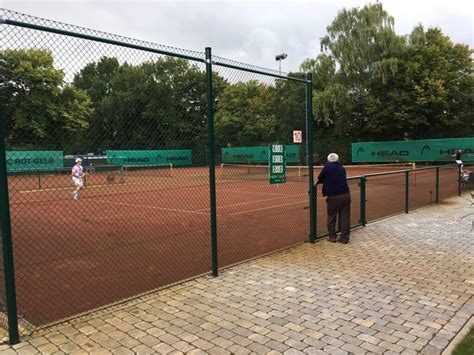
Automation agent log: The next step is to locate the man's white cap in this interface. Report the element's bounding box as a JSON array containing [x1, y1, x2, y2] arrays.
[[75, 158, 82, 163], [327, 153, 339, 163]]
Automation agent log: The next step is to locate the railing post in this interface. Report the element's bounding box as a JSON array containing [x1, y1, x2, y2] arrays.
[[458, 164, 462, 196], [435, 167, 440, 203], [205, 47, 218, 277], [0, 104, 20, 344], [314, 184, 318, 240], [306, 73, 316, 243], [405, 171, 409, 213], [360, 176, 366, 226]]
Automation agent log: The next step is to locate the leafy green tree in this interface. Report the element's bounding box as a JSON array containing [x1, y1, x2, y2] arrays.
[[365, 26, 473, 139], [320, 2, 405, 90], [273, 73, 306, 144], [304, 2, 472, 162], [0, 49, 93, 150], [73, 56, 227, 163], [72, 56, 121, 151], [214, 80, 277, 148]]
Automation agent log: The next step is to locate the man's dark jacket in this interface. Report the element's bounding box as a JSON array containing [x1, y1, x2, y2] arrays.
[[317, 162, 350, 197]]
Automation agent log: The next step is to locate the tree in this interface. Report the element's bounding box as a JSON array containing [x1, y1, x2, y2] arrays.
[[73, 56, 121, 151], [303, 2, 472, 162], [273, 73, 306, 144], [73, 56, 227, 163], [0, 49, 93, 150], [365, 26, 473, 139], [320, 2, 405, 91], [214, 80, 277, 148]]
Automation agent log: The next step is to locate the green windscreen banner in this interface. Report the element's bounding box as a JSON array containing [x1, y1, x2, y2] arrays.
[[107, 150, 192, 166], [6, 151, 64, 172], [352, 138, 474, 163], [222, 145, 300, 164]]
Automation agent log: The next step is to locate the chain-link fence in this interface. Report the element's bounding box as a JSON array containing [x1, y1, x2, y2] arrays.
[[0, 9, 462, 345], [0, 9, 315, 343], [210, 61, 310, 267]]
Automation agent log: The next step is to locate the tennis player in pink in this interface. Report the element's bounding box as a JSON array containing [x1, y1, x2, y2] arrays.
[[71, 158, 84, 200]]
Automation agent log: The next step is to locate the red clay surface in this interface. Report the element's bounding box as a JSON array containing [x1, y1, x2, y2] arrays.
[[4, 165, 459, 325]]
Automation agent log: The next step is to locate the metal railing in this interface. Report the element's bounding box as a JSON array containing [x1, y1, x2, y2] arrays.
[[314, 165, 463, 239]]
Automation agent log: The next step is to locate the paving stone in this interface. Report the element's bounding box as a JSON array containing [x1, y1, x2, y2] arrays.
[[29, 337, 49, 348], [357, 333, 380, 345], [131, 344, 154, 354], [284, 338, 308, 351], [37, 343, 59, 353], [429, 336, 450, 349], [152, 343, 175, 354], [118, 336, 141, 348], [172, 340, 194, 353], [207, 346, 231, 355], [341, 343, 366, 354], [322, 345, 348, 355], [397, 338, 424, 351], [266, 339, 291, 352], [227, 344, 251, 354], [379, 340, 405, 352], [284, 349, 306, 355]]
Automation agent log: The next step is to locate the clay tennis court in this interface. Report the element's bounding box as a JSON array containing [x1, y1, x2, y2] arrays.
[[4, 164, 459, 326]]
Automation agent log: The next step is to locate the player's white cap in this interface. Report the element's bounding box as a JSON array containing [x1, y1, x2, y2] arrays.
[[75, 158, 82, 163]]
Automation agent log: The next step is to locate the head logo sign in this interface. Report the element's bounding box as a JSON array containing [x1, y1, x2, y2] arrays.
[[107, 150, 192, 166], [421, 145, 431, 155], [352, 138, 474, 163]]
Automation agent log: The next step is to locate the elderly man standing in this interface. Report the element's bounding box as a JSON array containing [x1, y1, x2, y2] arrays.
[[317, 153, 351, 244]]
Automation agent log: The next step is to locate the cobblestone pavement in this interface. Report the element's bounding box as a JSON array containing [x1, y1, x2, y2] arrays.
[[2, 196, 473, 354]]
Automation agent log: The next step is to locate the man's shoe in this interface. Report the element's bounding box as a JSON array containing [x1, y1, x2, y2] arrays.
[[328, 236, 337, 243], [338, 238, 349, 244]]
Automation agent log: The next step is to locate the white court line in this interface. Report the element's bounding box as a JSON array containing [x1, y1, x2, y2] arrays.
[[228, 200, 308, 216], [217, 188, 297, 196], [195, 192, 308, 212], [93, 199, 212, 216]]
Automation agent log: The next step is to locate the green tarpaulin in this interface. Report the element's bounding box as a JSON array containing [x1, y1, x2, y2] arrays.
[[6, 151, 64, 172], [222, 145, 300, 164], [352, 138, 474, 162], [107, 150, 192, 166]]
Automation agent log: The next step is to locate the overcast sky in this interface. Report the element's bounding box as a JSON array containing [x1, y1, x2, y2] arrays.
[[2, 0, 473, 72]]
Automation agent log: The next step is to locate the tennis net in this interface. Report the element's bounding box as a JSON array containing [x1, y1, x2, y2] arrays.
[[219, 163, 308, 182], [123, 163, 173, 177], [219, 162, 415, 182]]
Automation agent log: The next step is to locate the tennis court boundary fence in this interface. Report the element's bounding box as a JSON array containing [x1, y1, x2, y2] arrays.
[[0, 9, 468, 345]]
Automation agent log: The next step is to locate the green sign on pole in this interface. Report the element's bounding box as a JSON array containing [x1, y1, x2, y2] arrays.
[[352, 138, 474, 163], [269, 144, 286, 184]]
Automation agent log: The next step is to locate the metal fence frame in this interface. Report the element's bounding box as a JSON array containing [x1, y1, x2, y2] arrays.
[[0, 12, 315, 344], [0, 10, 466, 345], [314, 164, 463, 240]]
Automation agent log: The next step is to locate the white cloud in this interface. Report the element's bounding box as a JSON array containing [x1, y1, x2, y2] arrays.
[[1, 0, 472, 72]]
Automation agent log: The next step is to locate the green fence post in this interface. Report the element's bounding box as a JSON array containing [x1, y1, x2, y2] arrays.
[[360, 176, 366, 226], [306, 73, 316, 243], [314, 184, 318, 239], [205, 47, 218, 277], [458, 164, 462, 196], [435, 167, 440, 203], [405, 171, 409, 213], [0, 105, 20, 344]]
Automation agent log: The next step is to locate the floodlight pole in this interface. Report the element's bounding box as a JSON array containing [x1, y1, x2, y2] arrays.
[[275, 53, 287, 74]]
